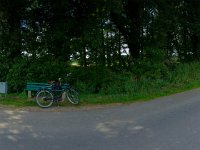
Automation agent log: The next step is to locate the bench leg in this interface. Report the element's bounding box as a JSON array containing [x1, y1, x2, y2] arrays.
[[62, 92, 66, 101], [28, 91, 32, 98]]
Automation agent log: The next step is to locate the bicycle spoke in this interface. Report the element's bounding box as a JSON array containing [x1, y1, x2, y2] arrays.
[[36, 90, 53, 108]]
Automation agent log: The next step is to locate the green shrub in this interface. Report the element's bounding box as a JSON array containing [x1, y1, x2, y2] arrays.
[[6, 58, 70, 92], [72, 66, 117, 94], [130, 48, 170, 80]]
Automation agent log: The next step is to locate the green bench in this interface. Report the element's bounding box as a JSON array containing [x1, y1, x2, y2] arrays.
[[25, 82, 52, 98]]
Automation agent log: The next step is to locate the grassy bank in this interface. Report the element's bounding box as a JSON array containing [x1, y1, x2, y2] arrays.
[[1, 62, 200, 107]]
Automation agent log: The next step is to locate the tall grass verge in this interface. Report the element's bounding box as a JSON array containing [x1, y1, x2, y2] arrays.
[[1, 62, 200, 107], [80, 62, 200, 104]]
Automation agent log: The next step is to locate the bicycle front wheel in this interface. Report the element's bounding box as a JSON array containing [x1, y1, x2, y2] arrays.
[[66, 88, 80, 105], [36, 90, 53, 108]]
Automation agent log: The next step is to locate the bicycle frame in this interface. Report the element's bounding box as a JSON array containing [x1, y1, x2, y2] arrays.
[[47, 83, 70, 100]]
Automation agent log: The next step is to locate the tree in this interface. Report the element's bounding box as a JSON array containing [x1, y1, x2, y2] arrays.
[[110, 0, 145, 61]]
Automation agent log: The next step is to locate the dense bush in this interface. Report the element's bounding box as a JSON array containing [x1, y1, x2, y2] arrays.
[[72, 66, 120, 94], [72, 62, 200, 96], [6, 58, 70, 92], [6, 55, 200, 97]]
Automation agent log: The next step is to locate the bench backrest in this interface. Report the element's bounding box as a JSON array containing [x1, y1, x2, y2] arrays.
[[25, 82, 51, 91]]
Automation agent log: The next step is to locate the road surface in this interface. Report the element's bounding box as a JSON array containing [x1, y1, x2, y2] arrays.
[[1, 88, 200, 150]]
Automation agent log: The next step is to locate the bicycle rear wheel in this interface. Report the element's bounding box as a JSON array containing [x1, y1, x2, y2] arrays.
[[66, 88, 80, 105], [36, 90, 53, 108]]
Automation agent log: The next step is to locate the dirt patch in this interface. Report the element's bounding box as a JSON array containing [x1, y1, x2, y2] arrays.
[[0, 103, 129, 112]]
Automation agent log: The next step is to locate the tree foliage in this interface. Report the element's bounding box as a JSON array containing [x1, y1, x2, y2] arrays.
[[0, 0, 200, 92]]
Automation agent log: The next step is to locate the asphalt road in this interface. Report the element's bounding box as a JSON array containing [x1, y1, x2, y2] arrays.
[[1, 88, 200, 150]]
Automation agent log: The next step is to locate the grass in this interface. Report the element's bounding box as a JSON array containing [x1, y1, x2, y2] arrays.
[[0, 93, 35, 107], [1, 62, 200, 108], [1, 80, 199, 108], [81, 81, 200, 105]]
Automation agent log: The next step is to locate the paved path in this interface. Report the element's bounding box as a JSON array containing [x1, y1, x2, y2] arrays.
[[1, 88, 200, 150]]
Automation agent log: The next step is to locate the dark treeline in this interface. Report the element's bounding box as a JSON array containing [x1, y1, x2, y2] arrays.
[[1, 0, 200, 92]]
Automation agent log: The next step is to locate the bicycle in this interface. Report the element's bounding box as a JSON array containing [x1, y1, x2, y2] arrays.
[[35, 77, 80, 108]]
